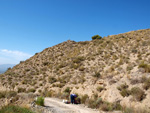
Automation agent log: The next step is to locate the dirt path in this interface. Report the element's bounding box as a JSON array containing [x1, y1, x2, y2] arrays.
[[44, 98, 101, 113]]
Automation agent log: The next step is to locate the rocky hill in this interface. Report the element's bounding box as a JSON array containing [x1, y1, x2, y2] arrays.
[[1, 29, 150, 111]]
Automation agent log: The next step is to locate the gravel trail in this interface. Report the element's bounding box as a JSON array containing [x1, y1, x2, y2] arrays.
[[44, 98, 101, 113]]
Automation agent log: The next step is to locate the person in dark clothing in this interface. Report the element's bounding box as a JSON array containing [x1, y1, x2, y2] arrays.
[[70, 94, 77, 104]]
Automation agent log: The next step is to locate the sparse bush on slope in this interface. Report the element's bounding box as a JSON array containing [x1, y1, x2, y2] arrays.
[[139, 61, 150, 73], [92, 35, 102, 40], [130, 87, 146, 101], [143, 77, 150, 90]]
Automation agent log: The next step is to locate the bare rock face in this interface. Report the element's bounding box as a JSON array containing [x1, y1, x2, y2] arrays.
[[100, 85, 123, 103]]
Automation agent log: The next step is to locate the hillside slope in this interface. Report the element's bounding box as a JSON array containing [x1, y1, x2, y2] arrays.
[[0, 29, 150, 111]]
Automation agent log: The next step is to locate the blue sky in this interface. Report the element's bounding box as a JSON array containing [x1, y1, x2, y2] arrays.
[[0, 0, 150, 64]]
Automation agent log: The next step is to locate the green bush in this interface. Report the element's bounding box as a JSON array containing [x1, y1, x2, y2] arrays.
[[96, 86, 104, 92], [130, 87, 146, 101], [92, 35, 102, 40], [35, 96, 44, 106], [0, 105, 34, 113]]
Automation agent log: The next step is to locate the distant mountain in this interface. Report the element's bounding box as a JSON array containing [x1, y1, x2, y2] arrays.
[[0, 64, 15, 74]]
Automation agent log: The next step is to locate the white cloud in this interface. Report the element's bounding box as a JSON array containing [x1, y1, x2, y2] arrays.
[[1, 49, 32, 58], [0, 49, 33, 64]]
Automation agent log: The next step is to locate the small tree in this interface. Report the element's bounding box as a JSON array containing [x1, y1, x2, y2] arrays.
[[92, 35, 102, 40]]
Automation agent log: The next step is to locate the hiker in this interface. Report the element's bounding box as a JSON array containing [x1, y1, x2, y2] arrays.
[[70, 94, 77, 104]]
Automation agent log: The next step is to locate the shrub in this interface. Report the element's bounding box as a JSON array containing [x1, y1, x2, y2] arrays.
[[79, 66, 85, 71], [118, 58, 123, 65], [73, 56, 85, 64], [112, 102, 122, 111], [35, 96, 44, 106], [38, 90, 42, 93], [121, 106, 150, 113], [58, 63, 66, 68], [64, 87, 71, 93], [93, 72, 101, 78], [70, 63, 80, 69], [18, 87, 26, 93], [52, 83, 65, 88], [0, 105, 34, 113], [27, 88, 36, 93], [139, 61, 150, 73], [87, 99, 96, 108], [126, 66, 133, 71], [121, 107, 134, 113], [120, 89, 131, 97], [117, 83, 130, 97], [130, 78, 141, 85], [25, 69, 30, 72], [92, 35, 102, 40], [100, 102, 113, 111], [0, 91, 6, 98], [109, 79, 117, 85], [95, 98, 103, 108], [96, 86, 104, 92], [130, 87, 146, 101], [0, 91, 17, 99], [43, 62, 49, 66], [81, 94, 89, 104], [48, 76, 57, 84], [143, 77, 150, 90], [117, 83, 128, 91], [6, 91, 17, 98], [141, 75, 148, 83]]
